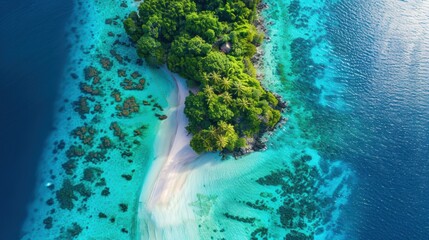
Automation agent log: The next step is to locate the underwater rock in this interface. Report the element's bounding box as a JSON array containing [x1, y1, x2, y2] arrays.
[[66, 145, 85, 159], [62, 159, 77, 175], [73, 183, 92, 198], [118, 69, 126, 77], [46, 198, 54, 206], [101, 187, 110, 196], [117, 97, 139, 117], [94, 103, 102, 113], [98, 212, 107, 218], [95, 177, 106, 187], [130, 71, 141, 79], [93, 75, 101, 85], [285, 230, 313, 240], [111, 89, 122, 102], [158, 115, 167, 120], [223, 213, 255, 224], [121, 174, 132, 181], [121, 150, 132, 158], [72, 126, 96, 145], [84, 66, 99, 80], [99, 136, 112, 149], [80, 83, 102, 96], [56, 179, 77, 210], [153, 103, 163, 111], [110, 50, 123, 63], [110, 122, 125, 140], [120, 78, 145, 90], [43, 217, 53, 229], [73, 96, 91, 118], [70, 73, 79, 79], [100, 57, 113, 70], [85, 151, 106, 164], [119, 203, 128, 212], [67, 223, 83, 238], [83, 167, 103, 182], [53, 140, 66, 154], [250, 227, 268, 239]]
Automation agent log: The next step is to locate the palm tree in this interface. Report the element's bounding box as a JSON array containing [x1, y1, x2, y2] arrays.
[[220, 77, 232, 91], [203, 138, 214, 151], [201, 72, 210, 85], [203, 84, 215, 97], [215, 134, 228, 149], [206, 125, 217, 138], [222, 92, 233, 105], [209, 72, 221, 85], [232, 81, 248, 97], [236, 98, 250, 111]]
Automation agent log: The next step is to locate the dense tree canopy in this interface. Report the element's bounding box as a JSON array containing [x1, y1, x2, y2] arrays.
[[124, 0, 282, 154]]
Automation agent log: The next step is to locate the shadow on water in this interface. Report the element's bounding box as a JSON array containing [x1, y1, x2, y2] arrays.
[[0, 0, 73, 238]]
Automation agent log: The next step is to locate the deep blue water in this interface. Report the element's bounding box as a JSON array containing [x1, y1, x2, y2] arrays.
[[328, 0, 429, 239], [0, 0, 72, 238]]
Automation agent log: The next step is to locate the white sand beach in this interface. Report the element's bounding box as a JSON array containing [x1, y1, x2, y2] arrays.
[[138, 69, 200, 239]]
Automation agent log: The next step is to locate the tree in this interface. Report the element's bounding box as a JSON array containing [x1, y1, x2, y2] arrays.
[[124, 0, 282, 154], [136, 36, 165, 66]]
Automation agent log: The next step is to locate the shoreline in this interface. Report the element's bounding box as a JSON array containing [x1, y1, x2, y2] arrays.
[[138, 67, 199, 239]]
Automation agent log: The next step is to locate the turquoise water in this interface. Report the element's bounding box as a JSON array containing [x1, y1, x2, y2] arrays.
[[21, 0, 353, 239], [22, 0, 429, 239], [21, 0, 174, 238]]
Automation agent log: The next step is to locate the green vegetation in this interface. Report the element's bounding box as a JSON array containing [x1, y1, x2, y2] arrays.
[[124, 0, 282, 153]]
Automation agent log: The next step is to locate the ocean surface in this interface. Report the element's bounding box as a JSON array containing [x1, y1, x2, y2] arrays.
[[0, 0, 73, 239], [0, 0, 427, 239]]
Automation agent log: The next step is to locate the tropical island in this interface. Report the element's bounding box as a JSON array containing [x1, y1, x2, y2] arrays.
[[124, 0, 283, 154]]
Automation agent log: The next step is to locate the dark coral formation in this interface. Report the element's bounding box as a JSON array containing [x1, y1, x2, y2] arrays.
[[84, 151, 106, 164], [72, 126, 96, 145], [83, 167, 103, 182], [101, 187, 110, 196], [62, 160, 77, 175], [223, 213, 255, 224], [255, 154, 321, 238], [120, 78, 145, 90], [66, 145, 85, 159], [119, 203, 128, 212], [116, 97, 139, 117], [100, 56, 113, 70], [121, 174, 132, 181], [56, 180, 78, 210], [99, 136, 113, 149], [111, 89, 122, 102], [73, 96, 91, 118], [66, 223, 83, 238], [110, 122, 126, 140], [117, 69, 126, 77], [110, 49, 124, 63], [80, 83, 102, 96], [84, 66, 99, 80], [43, 217, 53, 229]]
